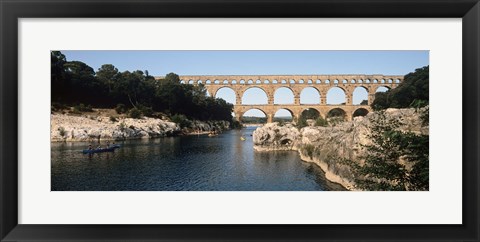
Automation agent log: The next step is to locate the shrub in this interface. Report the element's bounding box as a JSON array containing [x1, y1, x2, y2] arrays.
[[58, 127, 66, 137], [115, 103, 127, 114], [171, 114, 191, 128], [296, 117, 308, 129], [73, 103, 93, 113], [109, 116, 118, 122], [128, 108, 142, 119], [302, 144, 315, 158], [315, 117, 328, 127]]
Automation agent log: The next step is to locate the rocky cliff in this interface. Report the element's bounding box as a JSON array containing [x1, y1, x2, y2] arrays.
[[253, 107, 429, 190], [51, 114, 230, 142]]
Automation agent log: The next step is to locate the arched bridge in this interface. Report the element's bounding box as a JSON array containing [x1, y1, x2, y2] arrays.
[[156, 75, 403, 122]]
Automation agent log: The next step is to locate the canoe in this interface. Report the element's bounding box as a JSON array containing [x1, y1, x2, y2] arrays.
[[82, 145, 120, 154]]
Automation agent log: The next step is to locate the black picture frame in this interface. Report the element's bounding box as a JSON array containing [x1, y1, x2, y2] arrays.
[[1, 0, 479, 241]]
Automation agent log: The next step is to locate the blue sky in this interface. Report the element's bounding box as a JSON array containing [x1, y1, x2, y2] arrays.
[[61, 50, 429, 117]]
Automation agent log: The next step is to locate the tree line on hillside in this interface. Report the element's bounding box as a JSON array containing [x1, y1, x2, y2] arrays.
[[51, 51, 234, 123], [371, 66, 429, 110]]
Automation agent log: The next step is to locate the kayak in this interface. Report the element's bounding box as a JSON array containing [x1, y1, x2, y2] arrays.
[[240, 137, 246, 141], [82, 144, 120, 154]]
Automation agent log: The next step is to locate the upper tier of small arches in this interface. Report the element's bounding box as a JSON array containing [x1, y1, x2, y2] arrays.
[[155, 75, 404, 85]]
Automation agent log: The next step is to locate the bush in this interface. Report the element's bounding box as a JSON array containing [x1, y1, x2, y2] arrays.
[[296, 117, 308, 129], [302, 144, 315, 158], [58, 127, 66, 137], [115, 103, 127, 114], [109, 116, 118, 122], [138, 105, 154, 117], [171, 114, 191, 128], [128, 108, 142, 119], [73, 103, 93, 113], [230, 120, 243, 129], [51, 102, 68, 112], [315, 117, 328, 127]]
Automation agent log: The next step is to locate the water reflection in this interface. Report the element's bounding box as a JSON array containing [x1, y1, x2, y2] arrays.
[[51, 127, 346, 191]]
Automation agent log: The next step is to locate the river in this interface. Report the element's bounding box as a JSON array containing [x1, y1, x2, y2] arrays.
[[51, 127, 346, 191]]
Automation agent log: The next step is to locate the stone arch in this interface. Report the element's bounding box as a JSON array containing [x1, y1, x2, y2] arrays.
[[325, 79, 330, 84], [214, 80, 220, 84], [242, 87, 268, 105], [376, 86, 391, 92], [350, 79, 356, 84], [352, 86, 369, 105], [381, 79, 386, 83], [274, 87, 295, 104], [180, 80, 186, 84], [256, 80, 262, 84], [223, 80, 229, 84], [300, 87, 321, 104], [373, 79, 378, 83], [308, 79, 313, 84], [281, 80, 287, 84], [188, 80, 194, 84], [240, 80, 245, 84], [395, 79, 401, 83], [247, 79, 254, 84], [241, 108, 268, 123], [326, 86, 346, 105], [272, 79, 278, 84], [300, 108, 321, 120], [215, 87, 236, 104], [198, 80, 203, 84], [334, 79, 339, 84], [327, 108, 347, 121], [357, 79, 363, 84], [352, 108, 369, 119], [273, 108, 294, 122], [388, 79, 393, 83], [289, 79, 295, 84], [206, 80, 212, 84], [231, 80, 237, 84], [264, 80, 270, 84], [298, 79, 305, 84], [365, 79, 371, 83], [342, 79, 348, 84], [316, 79, 321, 84]]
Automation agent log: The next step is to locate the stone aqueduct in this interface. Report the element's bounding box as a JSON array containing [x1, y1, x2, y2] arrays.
[[156, 75, 404, 123]]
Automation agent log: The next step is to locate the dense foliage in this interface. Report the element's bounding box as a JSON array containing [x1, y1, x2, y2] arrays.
[[51, 51, 234, 123], [345, 110, 429, 191], [371, 66, 429, 110]]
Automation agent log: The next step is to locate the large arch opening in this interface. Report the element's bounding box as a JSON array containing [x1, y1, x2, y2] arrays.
[[353, 108, 369, 119], [215, 87, 236, 104], [274, 87, 294, 104], [327, 108, 346, 122], [273, 109, 293, 123], [353, 86, 369, 105], [242, 109, 267, 124], [376, 86, 390, 93], [242, 87, 268, 105], [300, 108, 320, 120], [326, 87, 346, 105], [300, 87, 320, 104]]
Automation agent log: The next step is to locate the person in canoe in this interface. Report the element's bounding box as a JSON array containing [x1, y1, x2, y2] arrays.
[[88, 145, 93, 150]]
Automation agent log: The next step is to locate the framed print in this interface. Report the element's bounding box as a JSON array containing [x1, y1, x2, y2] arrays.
[[1, 0, 479, 241]]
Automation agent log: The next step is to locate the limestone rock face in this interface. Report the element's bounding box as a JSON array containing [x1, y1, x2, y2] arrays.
[[253, 123, 300, 150], [253, 107, 429, 189], [51, 114, 182, 142]]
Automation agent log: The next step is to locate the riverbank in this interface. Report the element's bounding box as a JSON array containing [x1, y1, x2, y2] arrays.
[[51, 111, 230, 142], [252, 107, 429, 190]]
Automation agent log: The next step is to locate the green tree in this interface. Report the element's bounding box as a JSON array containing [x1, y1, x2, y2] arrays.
[[371, 66, 429, 110], [347, 111, 429, 191], [51, 51, 67, 102], [96, 64, 119, 92]]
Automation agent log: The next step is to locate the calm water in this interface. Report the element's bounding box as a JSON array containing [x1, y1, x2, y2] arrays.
[[51, 127, 345, 191]]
